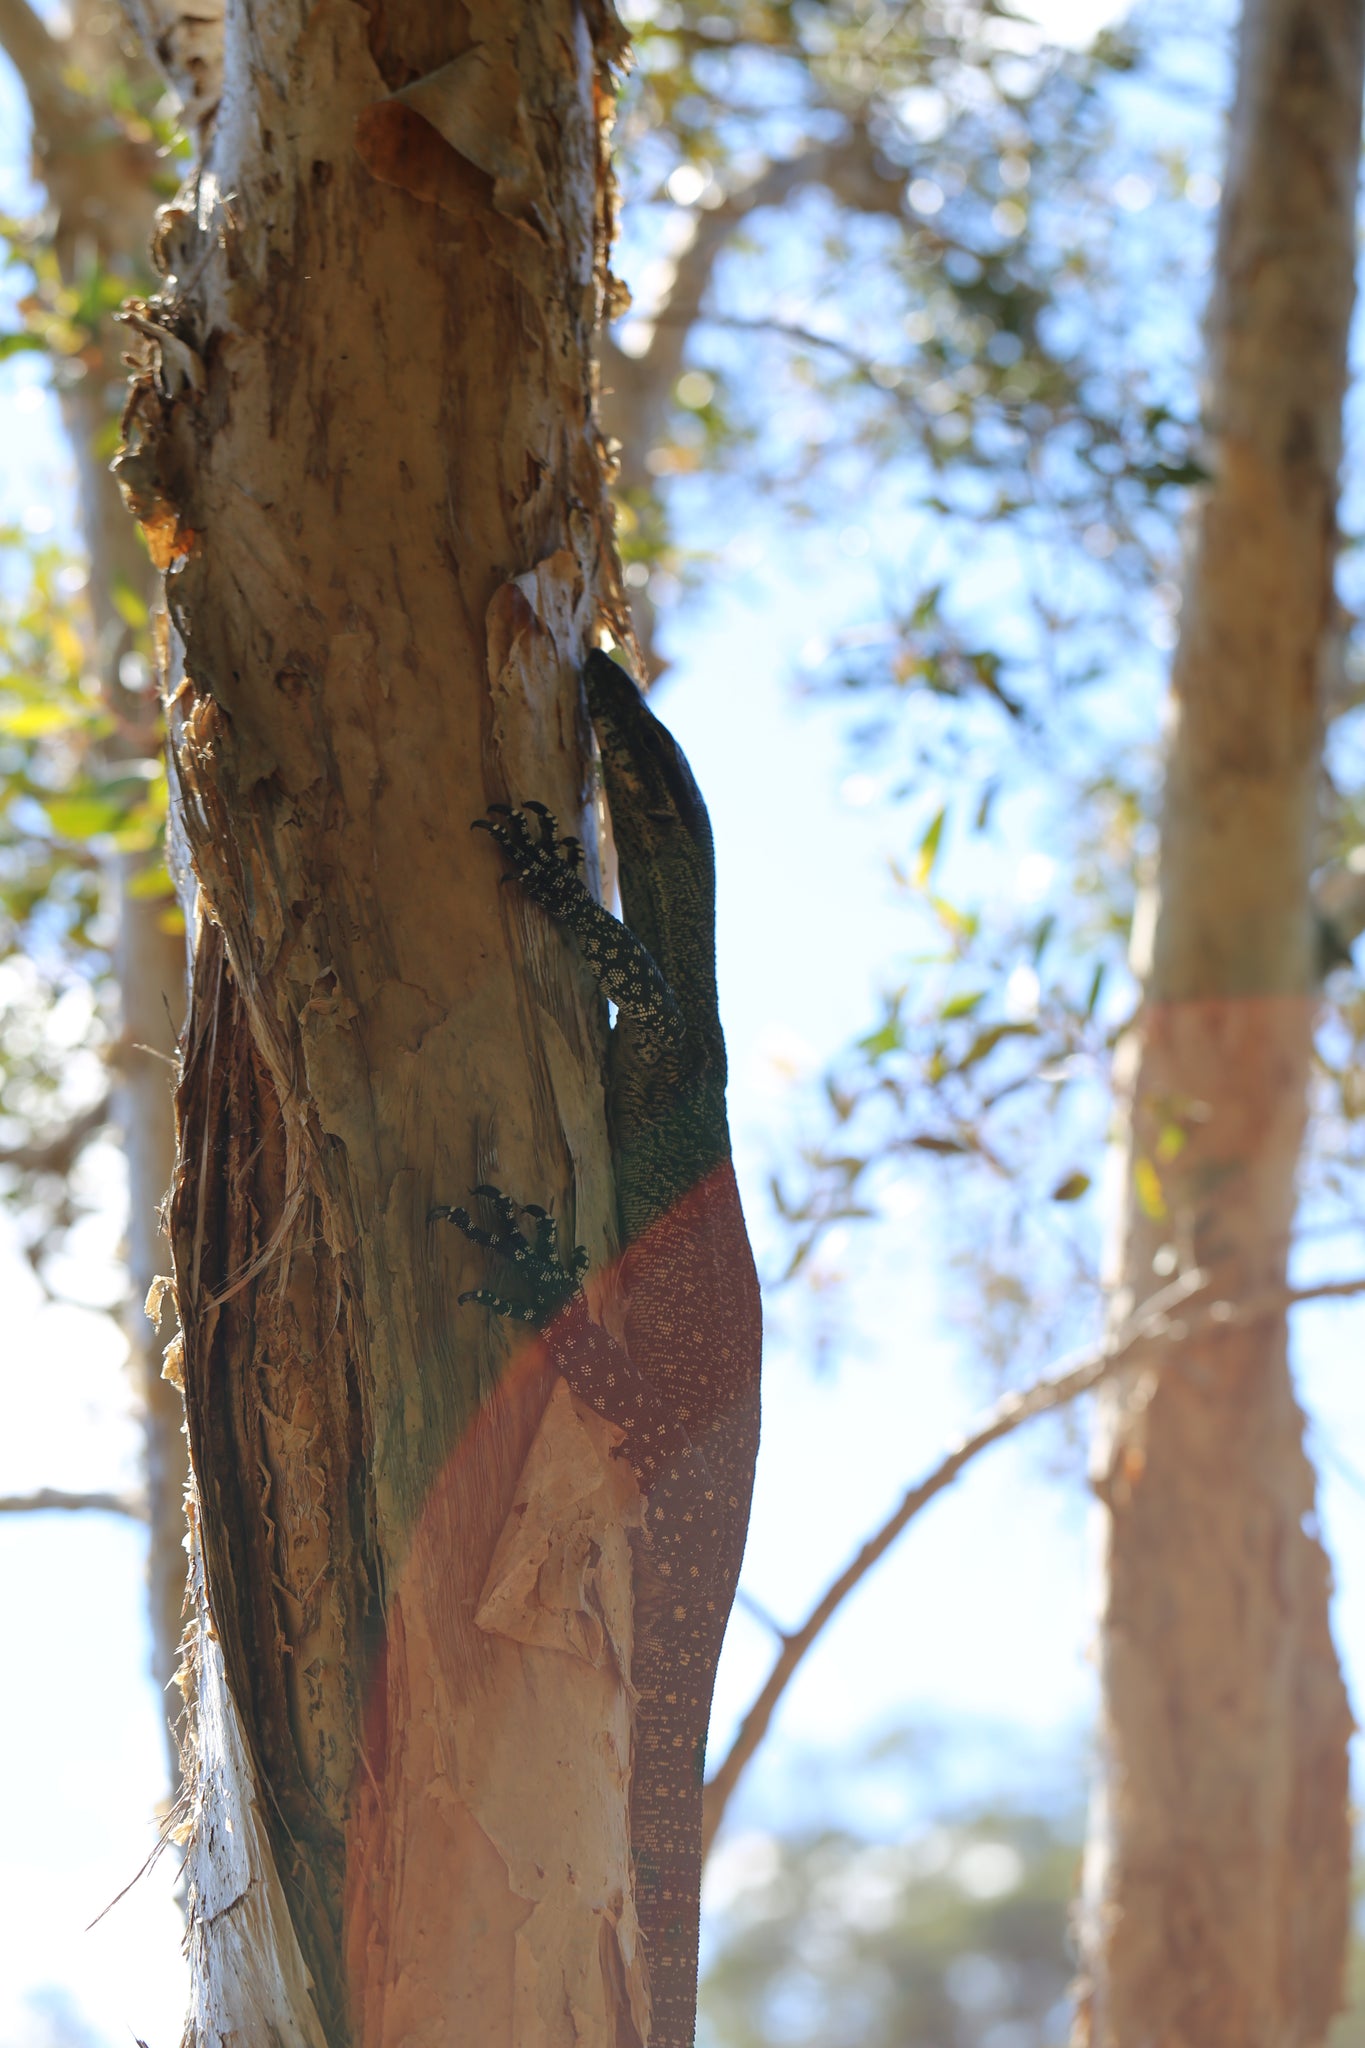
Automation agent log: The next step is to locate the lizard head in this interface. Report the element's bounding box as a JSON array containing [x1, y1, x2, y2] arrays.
[[583, 647, 725, 1073], [583, 648, 714, 876]]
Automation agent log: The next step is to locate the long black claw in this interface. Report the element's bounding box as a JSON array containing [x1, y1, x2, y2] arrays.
[[522, 799, 559, 845], [472, 1184, 521, 1226], [458, 1287, 539, 1324]]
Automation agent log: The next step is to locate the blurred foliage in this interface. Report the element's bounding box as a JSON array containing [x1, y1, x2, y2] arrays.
[[0, 530, 173, 1277], [699, 1790, 1365, 2047], [611, 0, 1211, 605], [699, 1797, 1078, 2048], [0, 0, 185, 1274]]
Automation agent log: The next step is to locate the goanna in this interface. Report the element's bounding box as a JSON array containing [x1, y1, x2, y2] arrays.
[[432, 647, 762, 2048]]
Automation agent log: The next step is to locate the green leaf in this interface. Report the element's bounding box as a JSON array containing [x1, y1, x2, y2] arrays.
[[957, 1020, 1038, 1072], [929, 894, 977, 940], [1051, 1171, 1091, 1202], [0, 701, 78, 737], [0, 332, 44, 361], [857, 1015, 905, 1060], [1031, 913, 1056, 963], [914, 804, 947, 887], [42, 794, 128, 840], [123, 859, 174, 899], [940, 989, 987, 1020], [1084, 961, 1105, 1018]]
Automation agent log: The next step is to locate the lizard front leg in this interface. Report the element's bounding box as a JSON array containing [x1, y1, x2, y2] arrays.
[[474, 802, 685, 1056], [429, 1186, 686, 1480]]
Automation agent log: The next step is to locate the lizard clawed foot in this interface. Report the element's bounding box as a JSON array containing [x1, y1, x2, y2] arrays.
[[472, 803, 590, 917], [431, 1182, 588, 1327]]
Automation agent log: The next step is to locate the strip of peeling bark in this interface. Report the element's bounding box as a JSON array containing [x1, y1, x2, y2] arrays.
[[1074, 4, 1362, 2042], [119, 4, 653, 2041]]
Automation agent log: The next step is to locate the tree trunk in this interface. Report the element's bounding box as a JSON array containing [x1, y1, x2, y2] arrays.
[[115, 3, 659, 2040], [1075, 2, 1361, 2041]]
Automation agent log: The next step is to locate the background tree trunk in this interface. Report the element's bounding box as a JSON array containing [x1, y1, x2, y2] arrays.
[[1075, 2, 1362, 2040], [118, 2, 654, 2039]]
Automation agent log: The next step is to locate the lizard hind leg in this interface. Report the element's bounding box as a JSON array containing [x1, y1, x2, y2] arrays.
[[431, 1182, 586, 1326]]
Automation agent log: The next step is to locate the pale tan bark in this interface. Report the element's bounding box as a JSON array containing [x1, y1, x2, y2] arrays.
[[0, 0, 189, 1789], [116, 3, 653, 2040], [1075, 2, 1362, 2041]]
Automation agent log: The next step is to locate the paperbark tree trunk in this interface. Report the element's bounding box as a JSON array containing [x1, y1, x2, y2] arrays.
[[115, 3, 655, 2041], [1075, 2, 1361, 2041]]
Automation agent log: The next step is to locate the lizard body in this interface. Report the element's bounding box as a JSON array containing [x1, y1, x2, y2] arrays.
[[433, 648, 762, 2046]]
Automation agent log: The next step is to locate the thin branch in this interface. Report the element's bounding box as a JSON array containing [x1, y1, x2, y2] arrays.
[[734, 1585, 787, 1639], [0, 1485, 147, 1519], [703, 1265, 1365, 1853], [657, 312, 929, 414]]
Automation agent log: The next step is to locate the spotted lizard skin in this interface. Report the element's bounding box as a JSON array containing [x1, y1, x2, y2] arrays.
[[432, 649, 762, 2046]]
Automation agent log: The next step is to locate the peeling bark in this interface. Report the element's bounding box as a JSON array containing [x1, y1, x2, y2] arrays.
[[1075, 2, 1362, 2040], [118, 2, 658, 2039]]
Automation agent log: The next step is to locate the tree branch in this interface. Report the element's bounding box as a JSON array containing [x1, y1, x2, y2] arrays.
[[0, 0, 78, 127], [0, 1094, 112, 1177], [604, 126, 907, 483], [702, 1264, 1365, 1854], [602, 126, 906, 673], [656, 310, 910, 381], [0, 1485, 147, 1519]]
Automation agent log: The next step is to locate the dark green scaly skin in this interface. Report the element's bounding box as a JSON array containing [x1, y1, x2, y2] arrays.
[[432, 650, 762, 2047]]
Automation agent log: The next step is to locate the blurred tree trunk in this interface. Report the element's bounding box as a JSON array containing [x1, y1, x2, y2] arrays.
[[0, 0, 189, 1790], [115, 2, 654, 2039], [1075, 1, 1361, 2041]]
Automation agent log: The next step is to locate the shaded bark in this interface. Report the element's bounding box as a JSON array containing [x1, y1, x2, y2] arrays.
[[1075, 2, 1361, 2040], [117, 2, 660, 2039]]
